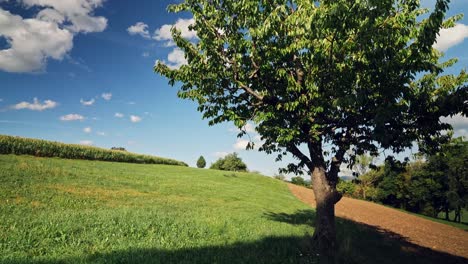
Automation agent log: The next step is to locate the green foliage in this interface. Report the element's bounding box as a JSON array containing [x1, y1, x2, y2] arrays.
[[344, 137, 467, 223], [290, 176, 308, 187], [210, 153, 248, 172], [424, 137, 468, 222], [196, 155, 207, 168], [0, 134, 187, 166], [155, 0, 467, 176], [337, 180, 356, 197]]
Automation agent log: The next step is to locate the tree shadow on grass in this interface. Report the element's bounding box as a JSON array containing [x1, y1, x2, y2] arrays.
[[4, 210, 467, 264], [4, 236, 318, 264], [265, 209, 468, 264]]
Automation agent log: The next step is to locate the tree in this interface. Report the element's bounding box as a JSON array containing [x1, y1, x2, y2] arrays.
[[425, 137, 468, 222], [155, 0, 467, 261], [196, 155, 206, 168], [352, 154, 376, 199], [273, 174, 286, 181], [210, 153, 247, 172], [111, 147, 126, 151], [291, 176, 307, 187]]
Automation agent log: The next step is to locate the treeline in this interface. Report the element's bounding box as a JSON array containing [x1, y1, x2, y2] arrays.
[[0, 135, 188, 167], [338, 137, 467, 222]]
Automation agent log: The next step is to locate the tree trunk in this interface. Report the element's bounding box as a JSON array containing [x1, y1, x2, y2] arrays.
[[311, 166, 342, 264], [455, 206, 461, 223]]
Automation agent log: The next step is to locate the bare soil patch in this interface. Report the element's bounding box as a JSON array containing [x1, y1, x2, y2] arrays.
[[288, 183, 468, 258]]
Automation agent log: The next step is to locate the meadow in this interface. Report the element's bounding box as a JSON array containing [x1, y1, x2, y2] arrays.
[[1, 154, 466, 264]]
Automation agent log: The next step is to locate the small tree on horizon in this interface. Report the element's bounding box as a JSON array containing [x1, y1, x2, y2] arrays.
[[210, 153, 247, 172], [196, 155, 206, 168], [155, 0, 467, 261]]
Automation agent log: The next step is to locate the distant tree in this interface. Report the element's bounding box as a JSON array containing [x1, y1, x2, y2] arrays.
[[352, 154, 376, 199], [111, 147, 127, 151], [336, 180, 356, 198], [424, 137, 468, 222], [196, 155, 206, 168], [290, 176, 307, 187], [274, 174, 286, 181], [155, 0, 467, 260], [210, 153, 247, 172]]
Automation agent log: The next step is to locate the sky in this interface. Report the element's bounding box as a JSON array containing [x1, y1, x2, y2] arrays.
[[0, 0, 467, 177]]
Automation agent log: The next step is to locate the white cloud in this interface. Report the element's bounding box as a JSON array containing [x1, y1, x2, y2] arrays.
[[101, 93, 112, 101], [83, 127, 92, 133], [80, 98, 95, 106], [79, 140, 93, 146], [0, 1, 107, 73], [142, 52, 149, 57], [60, 113, 84, 121], [0, 98, 3, 102], [115, 112, 124, 118], [130, 115, 142, 123], [234, 139, 250, 150], [96, 131, 106, 136], [441, 114, 468, 138], [12, 98, 58, 111], [434, 23, 468, 52], [153, 18, 197, 46], [0, 9, 73, 72], [20, 0, 107, 33], [163, 48, 187, 69], [127, 22, 150, 39]]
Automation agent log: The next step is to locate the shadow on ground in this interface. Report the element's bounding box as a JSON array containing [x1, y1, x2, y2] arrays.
[[4, 210, 467, 264], [265, 209, 467, 264]]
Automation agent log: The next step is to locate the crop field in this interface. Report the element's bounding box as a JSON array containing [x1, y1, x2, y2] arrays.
[[0, 135, 187, 167], [1, 155, 467, 264]]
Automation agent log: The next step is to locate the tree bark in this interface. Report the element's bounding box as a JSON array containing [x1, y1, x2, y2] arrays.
[[311, 165, 342, 264]]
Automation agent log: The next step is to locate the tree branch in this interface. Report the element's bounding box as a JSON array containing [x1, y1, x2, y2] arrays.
[[287, 143, 313, 170]]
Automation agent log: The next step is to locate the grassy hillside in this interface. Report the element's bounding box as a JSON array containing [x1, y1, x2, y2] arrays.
[[0, 135, 187, 166], [0, 155, 466, 264]]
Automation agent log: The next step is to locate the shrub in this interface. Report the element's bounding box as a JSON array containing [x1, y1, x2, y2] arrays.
[[196, 156, 206, 168], [274, 174, 286, 181], [290, 176, 308, 187], [210, 153, 247, 172], [337, 180, 357, 197]]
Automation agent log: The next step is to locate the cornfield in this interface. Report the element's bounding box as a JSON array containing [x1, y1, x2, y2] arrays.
[[0, 135, 188, 166]]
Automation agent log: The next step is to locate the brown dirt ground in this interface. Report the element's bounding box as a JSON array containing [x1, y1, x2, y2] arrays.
[[287, 183, 468, 259]]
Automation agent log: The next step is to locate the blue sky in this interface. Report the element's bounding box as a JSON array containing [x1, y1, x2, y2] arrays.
[[1, 0, 467, 177]]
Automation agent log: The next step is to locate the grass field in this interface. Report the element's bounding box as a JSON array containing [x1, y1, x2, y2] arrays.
[[1, 154, 466, 264]]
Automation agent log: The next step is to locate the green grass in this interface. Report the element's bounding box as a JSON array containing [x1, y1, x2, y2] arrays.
[[0, 155, 466, 264], [418, 212, 468, 231], [437, 209, 468, 226]]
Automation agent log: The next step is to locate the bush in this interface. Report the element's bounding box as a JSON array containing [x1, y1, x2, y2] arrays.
[[274, 174, 286, 181], [290, 176, 308, 187], [196, 156, 206, 168], [210, 153, 247, 172], [111, 147, 127, 151], [337, 180, 357, 197]]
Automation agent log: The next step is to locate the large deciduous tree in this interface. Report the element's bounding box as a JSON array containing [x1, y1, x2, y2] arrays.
[[155, 0, 467, 261]]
